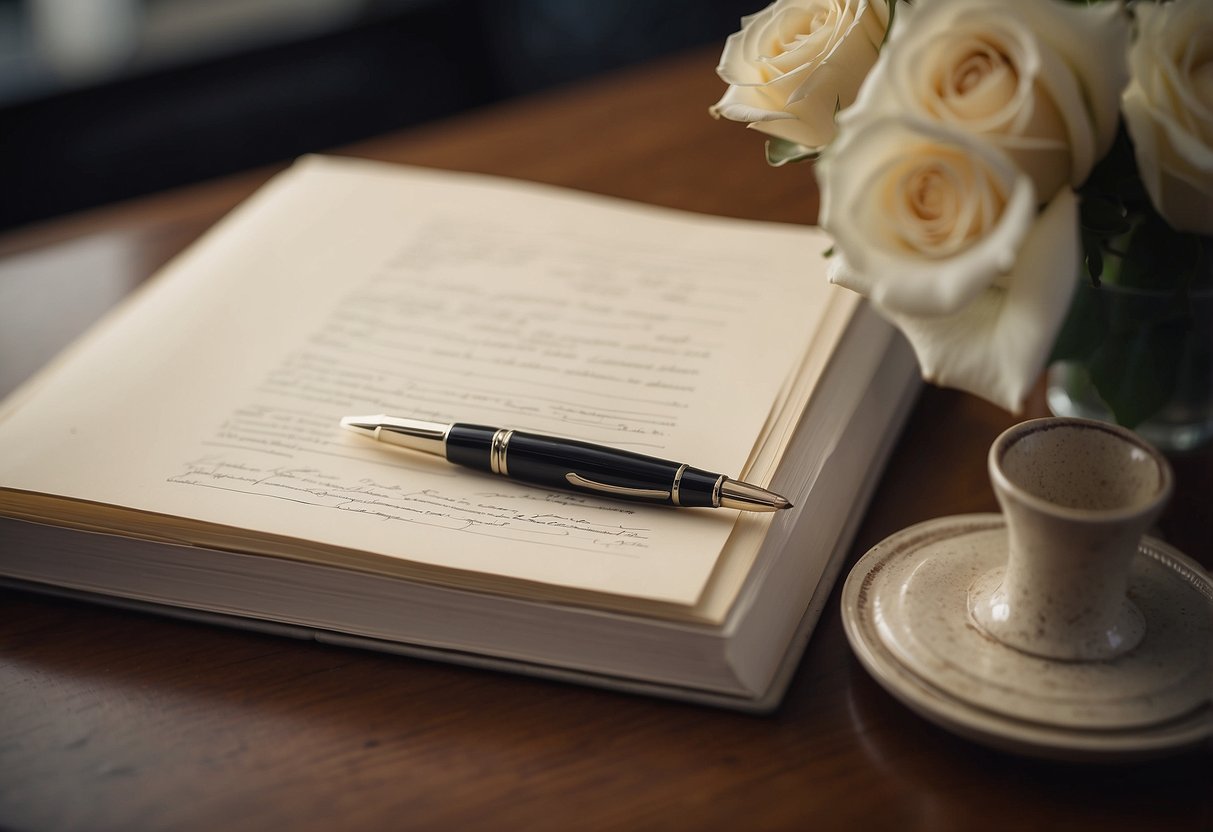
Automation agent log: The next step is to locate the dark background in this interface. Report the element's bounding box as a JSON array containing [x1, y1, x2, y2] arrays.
[[0, 0, 755, 232]]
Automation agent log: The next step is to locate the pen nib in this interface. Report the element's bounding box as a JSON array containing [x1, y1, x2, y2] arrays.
[[340, 414, 450, 456], [719, 479, 792, 512], [340, 415, 385, 437]]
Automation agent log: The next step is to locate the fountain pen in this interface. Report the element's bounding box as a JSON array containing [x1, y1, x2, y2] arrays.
[[339, 415, 792, 512]]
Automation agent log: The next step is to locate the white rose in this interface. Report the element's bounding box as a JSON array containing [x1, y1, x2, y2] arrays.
[[843, 0, 1128, 201], [1122, 0, 1213, 235], [878, 190, 1079, 414], [819, 116, 1079, 412], [710, 0, 890, 153]]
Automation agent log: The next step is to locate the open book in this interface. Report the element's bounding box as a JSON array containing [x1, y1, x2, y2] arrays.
[[0, 156, 917, 710]]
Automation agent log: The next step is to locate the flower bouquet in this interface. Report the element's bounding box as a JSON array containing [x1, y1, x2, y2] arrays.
[[711, 0, 1213, 450]]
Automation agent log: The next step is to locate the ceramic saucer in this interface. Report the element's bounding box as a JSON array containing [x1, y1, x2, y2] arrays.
[[841, 514, 1213, 760]]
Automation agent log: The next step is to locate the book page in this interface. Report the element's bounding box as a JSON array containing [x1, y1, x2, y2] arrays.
[[0, 156, 838, 607]]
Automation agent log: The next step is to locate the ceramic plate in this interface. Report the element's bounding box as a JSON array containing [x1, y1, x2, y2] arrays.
[[841, 514, 1213, 761]]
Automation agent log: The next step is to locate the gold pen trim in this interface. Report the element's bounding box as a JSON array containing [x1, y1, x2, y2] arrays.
[[490, 428, 514, 476], [670, 463, 688, 506], [565, 473, 670, 500]]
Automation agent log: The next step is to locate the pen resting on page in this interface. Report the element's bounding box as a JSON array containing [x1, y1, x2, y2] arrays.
[[340, 414, 791, 513]]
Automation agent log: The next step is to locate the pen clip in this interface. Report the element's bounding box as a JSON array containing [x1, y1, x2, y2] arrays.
[[564, 473, 670, 501]]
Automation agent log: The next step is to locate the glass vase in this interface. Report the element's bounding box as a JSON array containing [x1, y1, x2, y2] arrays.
[[1047, 281, 1213, 453]]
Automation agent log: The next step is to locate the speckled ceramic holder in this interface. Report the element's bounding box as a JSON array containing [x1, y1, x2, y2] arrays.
[[842, 418, 1211, 758], [969, 417, 1173, 661]]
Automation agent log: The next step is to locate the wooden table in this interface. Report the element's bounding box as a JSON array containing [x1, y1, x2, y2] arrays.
[[1, 47, 1210, 831]]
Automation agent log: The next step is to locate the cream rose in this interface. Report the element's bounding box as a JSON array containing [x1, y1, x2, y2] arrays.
[[819, 116, 1079, 411], [843, 0, 1128, 201], [710, 0, 890, 153], [1122, 0, 1213, 235]]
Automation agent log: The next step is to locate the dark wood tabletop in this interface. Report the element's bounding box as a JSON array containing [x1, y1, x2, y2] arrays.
[[1, 47, 1210, 831]]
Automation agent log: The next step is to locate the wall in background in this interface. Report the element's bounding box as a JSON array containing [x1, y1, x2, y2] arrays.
[[0, 0, 754, 231]]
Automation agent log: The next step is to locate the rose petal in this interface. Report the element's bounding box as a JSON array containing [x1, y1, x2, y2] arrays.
[[843, 0, 1127, 196], [876, 189, 1080, 413], [1123, 0, 1213, 234], [745, 113, 828, 150], [820, 115, 1036, 316], [1023, 23, 1097, 187], [1124, 85, 1213, 235], [1027, 0, 1128, 161], [711, 83, 796, 125], [713, 0, 891, 152], [717, 15, 768, 85]]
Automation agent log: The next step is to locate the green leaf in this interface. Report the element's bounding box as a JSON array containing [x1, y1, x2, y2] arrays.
[[1079, 195, 1130, 236], [1050, 274, 1212, 428], [1113, 174, 1147, 204], [1193, 236, 1213, 291], [765, 138, 818, 167], [1116, 211, 1193, 290], [1081, 229, 1103, 284], [1074, 282, 1200, 428], [1049, 280, 1105, 363], [881, 0, 898, 48], [1087, 314, 1188, 428]]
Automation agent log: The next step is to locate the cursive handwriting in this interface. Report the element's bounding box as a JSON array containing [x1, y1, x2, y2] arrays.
[[169, 456, 651, 552]]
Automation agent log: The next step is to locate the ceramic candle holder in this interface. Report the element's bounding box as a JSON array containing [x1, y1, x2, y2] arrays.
[[969, 417, 1173, 661]]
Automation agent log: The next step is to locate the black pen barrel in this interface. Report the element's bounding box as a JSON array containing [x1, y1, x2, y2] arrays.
[[444, 424, 722, 507], [444, 424, 498, 471]]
